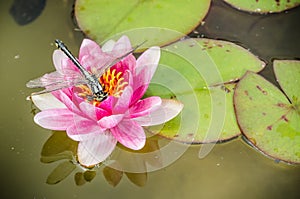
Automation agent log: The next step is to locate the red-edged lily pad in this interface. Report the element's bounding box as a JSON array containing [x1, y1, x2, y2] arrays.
[[145, 38, 265, 143], [234, 60, 300, 164], [74, 0, 210, 46], [224, 0, 300, 13]]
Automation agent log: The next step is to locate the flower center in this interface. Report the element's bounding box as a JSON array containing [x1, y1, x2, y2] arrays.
[[76, 68, 128, 106]]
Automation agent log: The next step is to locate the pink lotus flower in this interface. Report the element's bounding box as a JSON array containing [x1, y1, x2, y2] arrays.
[[31, 36, 183, 166]]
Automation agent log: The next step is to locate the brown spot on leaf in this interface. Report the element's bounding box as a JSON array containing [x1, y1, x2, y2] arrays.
[[276, 103, 286, 107], [226, 49, 230, 52], [267, 125, 273, 130], [244, 90, 249, 96], [281, 115, 289, 122], [275, 0, 280, 6], [256, 85, 267, 95], [187, 133, 194, 137], [262, 112, 266, 116]]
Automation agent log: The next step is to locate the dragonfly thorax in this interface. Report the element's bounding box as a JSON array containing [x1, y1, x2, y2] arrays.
[[86, 74, 108, 102]]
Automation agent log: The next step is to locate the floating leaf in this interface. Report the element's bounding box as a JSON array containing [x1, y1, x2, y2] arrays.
[[75, 0, 211, 46], [146, 38, 265, 143], [46, 161, 76, 184], [274, 60, 300, 103], [102, 166, 123, 187], [125, 172, 147, 187], [234, 61, 300, 164], [224, 0, 300, 13]]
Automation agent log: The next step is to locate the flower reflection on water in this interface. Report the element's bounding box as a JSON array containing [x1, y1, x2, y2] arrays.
[[41, 131, 161, 186]]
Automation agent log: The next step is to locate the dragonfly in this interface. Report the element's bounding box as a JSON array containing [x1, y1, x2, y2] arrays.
[[27, 39, 143, 102]]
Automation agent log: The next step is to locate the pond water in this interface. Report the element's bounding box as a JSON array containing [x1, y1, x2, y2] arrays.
[[0, 0, 299, 198]]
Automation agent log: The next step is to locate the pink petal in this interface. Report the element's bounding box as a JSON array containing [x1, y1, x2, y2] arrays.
[[34, 108, 74, 130], [77, 131, 117, 166], [67, 118, 105, 141], [122, 54, 136, 72], [80, 54, 110, 71], [130, 85, 148, 105], [79, 39, 103, 60], [131, 47, 160, 103], [111, 119, 146, 150], [99, 96, 113, 112], [52, 50, 67, 72], [112, 36, 132, 57], [133, 99, 183, 126], [98, 114, 124, 129], [129, 96, 161, 118], [31, 93, 66, 110], [113, 85, 133, 114], [52, 90, 84, 117], [79, 101, 110, 121], [135, 46, 160, 76], [101, 40, 116, 52]]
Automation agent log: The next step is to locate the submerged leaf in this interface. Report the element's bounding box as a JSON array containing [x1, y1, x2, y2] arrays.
[[41, 131, 78, 157], [102, 166, 123, 187], [125, 172, 147, 187], [46, 161, 76, 184], [83, 170, 96, 182], [74, 172, 86, 186], [234, 62, 300, 164], [40, 152, 74, 163]]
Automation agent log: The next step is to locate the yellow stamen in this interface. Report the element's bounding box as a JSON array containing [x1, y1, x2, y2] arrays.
[[76, 68, 128, 107]]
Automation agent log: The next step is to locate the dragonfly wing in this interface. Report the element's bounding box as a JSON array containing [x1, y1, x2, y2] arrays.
[[26, 70, 84, 88], [30, 78, 88, 95], [94, 41, 146, 77]]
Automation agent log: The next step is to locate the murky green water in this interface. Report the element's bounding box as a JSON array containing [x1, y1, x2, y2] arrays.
[[0, 0, 299, 198]]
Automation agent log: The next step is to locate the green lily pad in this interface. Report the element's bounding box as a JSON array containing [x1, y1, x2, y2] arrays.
[[234, 61, 300, 164], [46, 161, 76, 184], [224, 0, 300, 13], [274, 60, 300, 103], [75, 0, 210, 46], [146, 38, 265, 143]]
